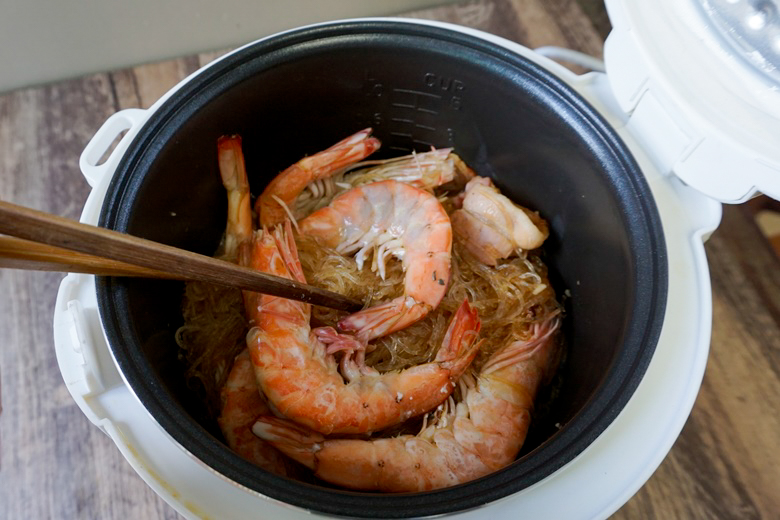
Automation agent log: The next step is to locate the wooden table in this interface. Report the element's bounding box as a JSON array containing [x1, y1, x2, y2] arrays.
[[1, 1, 778, 518]]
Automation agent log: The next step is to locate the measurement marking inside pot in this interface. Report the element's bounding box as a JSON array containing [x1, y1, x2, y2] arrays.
[[388, 132, 435, 149], [389, 118, 437, 133], [389, 145, 413, 153], [391, 88, 442, 115], [392, 88, 442, 99]]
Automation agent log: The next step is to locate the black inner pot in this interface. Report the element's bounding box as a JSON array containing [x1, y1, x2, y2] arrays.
[[96, 21, 667, 518]]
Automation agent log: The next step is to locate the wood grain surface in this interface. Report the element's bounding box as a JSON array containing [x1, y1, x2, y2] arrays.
[[2, 1, 779, 518]]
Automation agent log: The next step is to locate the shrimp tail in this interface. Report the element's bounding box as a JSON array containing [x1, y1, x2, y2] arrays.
[[314, 326, 365, 356], [252, 416, 323, 471], [337, 296, 430, 343], [217, 135, 253, 262]]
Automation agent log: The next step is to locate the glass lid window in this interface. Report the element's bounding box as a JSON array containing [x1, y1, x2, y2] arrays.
[[697, 0, 780, 83]]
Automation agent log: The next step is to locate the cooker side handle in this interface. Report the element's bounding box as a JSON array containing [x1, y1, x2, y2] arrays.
[[79, 108, 147, 188]]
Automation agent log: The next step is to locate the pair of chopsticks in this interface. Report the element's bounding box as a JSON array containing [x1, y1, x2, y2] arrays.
[[0, 200, 362, 312]]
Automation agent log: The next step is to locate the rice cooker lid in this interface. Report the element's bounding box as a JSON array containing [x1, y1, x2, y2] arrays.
[[604, 0, 780, 203]]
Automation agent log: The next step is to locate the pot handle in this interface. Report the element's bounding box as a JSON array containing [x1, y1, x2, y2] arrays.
[[79, 108, 146, 188]]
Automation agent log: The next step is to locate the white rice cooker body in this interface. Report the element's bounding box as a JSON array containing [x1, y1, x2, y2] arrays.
[[54, 4, 780, 517]]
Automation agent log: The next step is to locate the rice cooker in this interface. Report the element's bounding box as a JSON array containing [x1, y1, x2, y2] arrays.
[[52, 0, 780, 518]]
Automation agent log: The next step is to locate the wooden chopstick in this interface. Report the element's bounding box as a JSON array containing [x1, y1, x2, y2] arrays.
[[0, 200, 363, 312], [0, 236, 177, 278]]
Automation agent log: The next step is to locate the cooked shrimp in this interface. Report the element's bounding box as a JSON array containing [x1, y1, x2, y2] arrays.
[[299, 179, 452, 342], [245, 224, 480, 435], [451, 177, 549, 266], [215, 138, 290, 473], [252, 313, 561, 492], [217, 350, 289, 474], [217, 135, 253, 263], [257, 128, 381, 227]]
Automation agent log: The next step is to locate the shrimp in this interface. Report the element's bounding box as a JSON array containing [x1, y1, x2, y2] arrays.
[[217, 350, 289, 474], [217, 135, 253, 263], [215, 136, 289, 474], [245, 223, 480, 435], [451, 177, 549, 266], [299, 179, 452, 343], [257, 128, 381, 227], [252, 313, 561, 492]]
